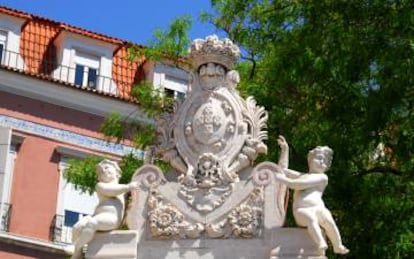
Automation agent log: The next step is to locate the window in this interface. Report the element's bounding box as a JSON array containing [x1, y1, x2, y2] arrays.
[[164, 88, 175, 98], [73, 51, 99, 88], [52, 31, 118, 94], [0, 30, 7, 64], [164, 87, 185, 101], [0, 127, 21, 232], [0, 14, 26, 69], [64, 210, 85, 227], [74, 64, 84, 86], [74, 65, 97, 88], [153, 64, 188, 101], [0, 44, 4, 64]]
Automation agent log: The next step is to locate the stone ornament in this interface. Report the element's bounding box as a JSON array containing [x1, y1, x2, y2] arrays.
[[147, 189, 186, 239], [274, 136, 349, 255], [207, 187, 264, 239], [123, 35, 339, 258], [154, 35, 268, 213], [135, 176, 264, 240], [189, 35, 240, 70]]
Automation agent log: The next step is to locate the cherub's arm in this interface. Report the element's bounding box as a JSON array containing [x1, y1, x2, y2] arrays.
[[96, 182, 137, 197], [277, 135, 289, 169], [281, 168, 303, 179], [277, 135, 302, 178], [275, 173, 327, 190]]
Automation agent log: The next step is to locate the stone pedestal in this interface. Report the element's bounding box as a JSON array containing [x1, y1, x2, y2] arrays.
[[134, 228, 325, 259], [85, 228, 325, 259], [85, 230, 138, 259]]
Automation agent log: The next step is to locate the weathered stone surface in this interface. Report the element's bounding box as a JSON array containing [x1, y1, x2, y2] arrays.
[[131, 228, 324, 259], [85, 230, 138, 259]]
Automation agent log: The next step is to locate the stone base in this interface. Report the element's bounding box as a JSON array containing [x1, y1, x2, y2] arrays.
[[84, 228, 326, 259], [135, 228, 326, 259], [85, 230, 138, 259]]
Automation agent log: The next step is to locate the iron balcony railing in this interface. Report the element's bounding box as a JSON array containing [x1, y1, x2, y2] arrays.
[[0, 202, 12, 232], [0, 49, 136, 100]]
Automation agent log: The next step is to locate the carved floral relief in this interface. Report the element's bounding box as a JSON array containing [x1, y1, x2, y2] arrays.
[[146, 187, 264, 240]]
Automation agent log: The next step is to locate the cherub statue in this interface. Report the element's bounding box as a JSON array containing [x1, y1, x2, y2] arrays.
[[274, 136, 349, 254], [65, 159, 138, 259]]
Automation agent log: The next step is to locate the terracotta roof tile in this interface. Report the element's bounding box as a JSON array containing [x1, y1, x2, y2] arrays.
[[112, 45, 146, 99], [0, 5, 31, 19], [20, 19, 60, 74], [0, 5, 133, 45]]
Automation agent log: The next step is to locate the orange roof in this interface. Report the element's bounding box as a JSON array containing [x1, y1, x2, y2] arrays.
[[0, 5, 132, 45], [0, 5, 147, 103]]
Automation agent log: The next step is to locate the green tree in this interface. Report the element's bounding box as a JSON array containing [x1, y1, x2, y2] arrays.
[[203, 0, 414, 258]]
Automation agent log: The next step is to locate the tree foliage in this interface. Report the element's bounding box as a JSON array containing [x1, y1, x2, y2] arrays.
[[64, 154, 143, 195], [128, 15, 192, 65], [203, 0, 414, 258]]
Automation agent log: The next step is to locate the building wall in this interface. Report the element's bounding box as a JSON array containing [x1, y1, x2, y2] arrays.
[[0, 91, 105, 139], [9, 135, 58, 240], [0, 91, 124, 241], [0, 5, 188, 258]]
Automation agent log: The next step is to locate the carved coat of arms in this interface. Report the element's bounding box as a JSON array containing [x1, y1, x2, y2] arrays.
[[127, 36, 288, 243], [155, 35, 268, 213]]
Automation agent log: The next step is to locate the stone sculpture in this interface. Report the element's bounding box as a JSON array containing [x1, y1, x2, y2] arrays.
[[65, 159, 138, 259], [124, 36, 294, 259], [274, 135, 349, 255], [149, 34, 269, 214], [80, 35, 350, 258]]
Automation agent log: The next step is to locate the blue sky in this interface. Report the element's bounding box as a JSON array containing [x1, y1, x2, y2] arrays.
[[1, 0, 219, 45]]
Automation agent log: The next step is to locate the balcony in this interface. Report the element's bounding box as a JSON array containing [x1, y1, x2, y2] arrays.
[[0, 48, 138, 101]]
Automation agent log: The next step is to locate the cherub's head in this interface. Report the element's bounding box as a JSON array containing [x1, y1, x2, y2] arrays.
[[307, 146, 333, 174], [96, 159, 121, 183]]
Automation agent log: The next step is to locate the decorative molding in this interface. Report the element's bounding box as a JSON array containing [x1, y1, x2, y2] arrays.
[[145, 187, 263, 240], [155, 36, 267, 214], [0, 69, 149, 122], [0, 115, 143, 157]]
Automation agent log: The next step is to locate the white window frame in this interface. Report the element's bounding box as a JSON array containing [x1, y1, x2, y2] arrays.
[[73, 50, 100, 88], [0, 13, 26, 70], [153, 63, 188, 100], [53, 31, 117, 94], [0, 30, 7, 64], [0, 127, 22, 232], [2, 144, 16, 205]]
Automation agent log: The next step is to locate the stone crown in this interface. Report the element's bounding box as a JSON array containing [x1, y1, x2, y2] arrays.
[[189, 35, 240, 71]]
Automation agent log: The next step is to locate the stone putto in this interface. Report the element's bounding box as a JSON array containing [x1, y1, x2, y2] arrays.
[[65, 159, 138, 259], [274, 136, 349, 255]]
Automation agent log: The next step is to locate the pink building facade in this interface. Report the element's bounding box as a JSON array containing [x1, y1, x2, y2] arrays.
[[0, 5, 188, 258]]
